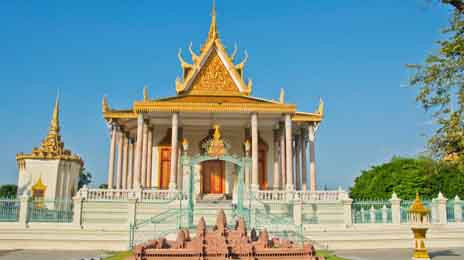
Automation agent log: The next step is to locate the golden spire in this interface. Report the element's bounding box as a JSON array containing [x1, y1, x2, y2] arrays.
[[48, 94, 60, 138], [208, 0, 219, 41]]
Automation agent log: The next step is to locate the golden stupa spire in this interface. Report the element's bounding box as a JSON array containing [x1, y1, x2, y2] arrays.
[[49, 94, 60, 136]]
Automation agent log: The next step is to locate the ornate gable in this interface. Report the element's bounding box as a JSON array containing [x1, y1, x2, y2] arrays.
[[189, 48, 239, 95], [175, 4, 252, 96]]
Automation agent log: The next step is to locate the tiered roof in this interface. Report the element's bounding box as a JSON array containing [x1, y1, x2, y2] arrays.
[[103, 3, 323, 123]]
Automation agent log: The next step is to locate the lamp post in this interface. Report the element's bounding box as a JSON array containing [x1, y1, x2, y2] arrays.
[[409, 192, 431, 260]]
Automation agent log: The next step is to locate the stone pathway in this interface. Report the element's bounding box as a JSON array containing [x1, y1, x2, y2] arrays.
[[336, 248, 464, 260], [0, 250, 106, 260]]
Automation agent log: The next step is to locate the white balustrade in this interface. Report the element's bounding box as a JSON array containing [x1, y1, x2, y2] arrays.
[[81, 188, 185, 202], [253, 190, 345, 202]]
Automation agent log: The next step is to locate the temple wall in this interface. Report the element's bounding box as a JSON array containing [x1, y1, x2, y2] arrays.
[[18, 159, 60, 200]]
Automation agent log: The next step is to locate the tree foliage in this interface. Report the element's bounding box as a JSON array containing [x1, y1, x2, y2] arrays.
[[409, 4, 464, 160], [0, 185, 17, 198], [350, 156, 464, 200], [78, 167, 92, 189]]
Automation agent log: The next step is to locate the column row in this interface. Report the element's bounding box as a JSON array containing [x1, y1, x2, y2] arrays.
[[269, 117, 318, 192], [107, 121, 154, 189]]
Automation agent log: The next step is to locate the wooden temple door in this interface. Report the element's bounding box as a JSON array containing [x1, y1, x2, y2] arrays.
[[159, 147, 171, 189], [202, 160, 225, 194]]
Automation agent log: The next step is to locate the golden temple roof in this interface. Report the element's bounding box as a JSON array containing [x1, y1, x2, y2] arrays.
[[102, 2, 325, 124], [16, 96, 83, 165], [409, 192, 429, 215]]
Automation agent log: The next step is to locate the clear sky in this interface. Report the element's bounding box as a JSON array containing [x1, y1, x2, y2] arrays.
[[0, 1, 453, 188]]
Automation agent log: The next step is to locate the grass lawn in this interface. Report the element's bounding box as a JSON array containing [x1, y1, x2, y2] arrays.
[[103, 251, 133, 260], [316, 250, 351, 260]]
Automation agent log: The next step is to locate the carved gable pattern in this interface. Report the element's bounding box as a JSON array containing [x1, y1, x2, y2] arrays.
[[189, 49, 240, 95]]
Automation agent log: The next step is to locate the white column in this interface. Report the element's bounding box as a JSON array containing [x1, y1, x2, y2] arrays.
[[147, 127, 153, 188], [251, 113, 259, 191], [295, 133, 301, 190], [107, 124, 117, 189], [141, 121, 149, 188], [308, 124, 317, 192], [280, 124, 286, 188], [169, 112, 179, 190], [122, 134, 129, 189], [116, 128, 124, 189], [134, 114, 144, 188], [455, 195, 462, 223], [128, 139, 135, 189], [273, 128, 280, 190], [437, 192, 448, 224], [285, 114, 294, 190], [300, 127, 308, 191]]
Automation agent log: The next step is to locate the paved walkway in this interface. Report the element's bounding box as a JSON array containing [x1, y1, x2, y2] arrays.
[[336, 248, 464, 260], [0, 250, 106, 260]]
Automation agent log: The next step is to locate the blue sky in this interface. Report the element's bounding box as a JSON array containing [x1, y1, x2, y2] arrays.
[[0, 1, 452, 188]]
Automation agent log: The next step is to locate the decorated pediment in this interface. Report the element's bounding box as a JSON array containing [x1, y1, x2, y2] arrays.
[[175, 4, 252, 96]]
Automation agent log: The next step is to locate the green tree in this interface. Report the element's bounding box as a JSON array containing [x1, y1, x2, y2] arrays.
[[78, 167, 92, 189], [0, 185, 17, 198], [350, 157, 464, 200], [409, 2, 464, 160]]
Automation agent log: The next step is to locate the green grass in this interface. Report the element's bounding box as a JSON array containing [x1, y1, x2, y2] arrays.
[[316, 250, 351, 260], [103, 251, 133, 260]]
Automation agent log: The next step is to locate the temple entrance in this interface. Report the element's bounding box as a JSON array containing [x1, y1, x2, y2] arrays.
[[201, 160, 225, 194]]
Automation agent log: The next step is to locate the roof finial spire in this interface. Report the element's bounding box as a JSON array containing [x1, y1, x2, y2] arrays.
[[208, 0, 219, 41], [50, 91, 60, 134]]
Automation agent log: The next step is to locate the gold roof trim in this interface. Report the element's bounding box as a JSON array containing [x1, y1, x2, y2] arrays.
[[103, 110, 137, 119], [16, 97, 83, 165], [134, 101, 295, 114], [292, 112, 323, 122]]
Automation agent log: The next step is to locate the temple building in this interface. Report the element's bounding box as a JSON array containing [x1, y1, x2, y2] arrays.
[[16, 97, 83, 201], [103, 3, 323, 199]]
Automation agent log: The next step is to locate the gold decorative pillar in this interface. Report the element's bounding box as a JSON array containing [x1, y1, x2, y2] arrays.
[[134, 114, 144, 188], [122, 134, 129, 189], [116, 127, 124, 189], [308, 124, 317, 192], [107, 124, 117, 189], [300, 127, 308, 191], [285, 114, 294, 191], [409, 193, 430, 260], [141, 121, 149, 188], [146, 127, 153, 188], [251, 113, 259, 191], [169, 112, 179, 190]]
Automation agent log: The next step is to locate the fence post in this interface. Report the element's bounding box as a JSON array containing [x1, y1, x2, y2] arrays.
[[369, 206, 376, 223], [454, 195, 462, 223], [128, 198, 138, 226], [342, 196, 353, 226], [382, 205, 388, 223], [293, 200, 303, 226], [436, 192, 448, 224], [390, 192, 401, 225], [18, 194, 29, 227], [72, 194, 83, 228]]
